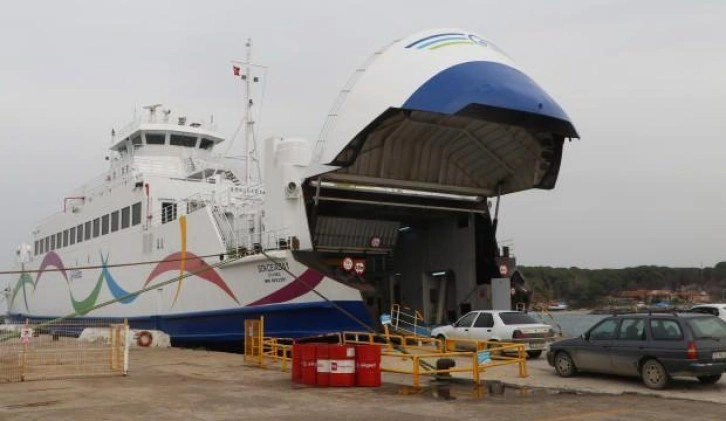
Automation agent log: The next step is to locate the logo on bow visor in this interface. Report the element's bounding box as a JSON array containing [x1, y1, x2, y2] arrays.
[[405, 32, 489, 50]]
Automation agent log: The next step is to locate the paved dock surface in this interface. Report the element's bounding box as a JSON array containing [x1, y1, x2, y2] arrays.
[[476, 356, 726, 404], [1, 348, 725, 420]]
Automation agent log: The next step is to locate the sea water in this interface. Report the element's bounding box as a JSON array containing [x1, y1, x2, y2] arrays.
[[531, 311, 607, 338]]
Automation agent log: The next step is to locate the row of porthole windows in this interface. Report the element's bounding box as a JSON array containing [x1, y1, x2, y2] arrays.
[[34, 202, 142, 256]]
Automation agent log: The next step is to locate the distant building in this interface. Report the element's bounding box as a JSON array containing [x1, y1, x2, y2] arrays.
[[616, 289, 711, 304]]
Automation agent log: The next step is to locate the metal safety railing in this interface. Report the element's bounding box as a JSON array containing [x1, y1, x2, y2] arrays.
[[244, 317, 264, 366], [243, 316, 293, 370], [342, 331, 528, 387], [243, 317, 529, 388], [0, 318, 129, 383], [388, 304, 431, 337], [342, 331, 440, 352]]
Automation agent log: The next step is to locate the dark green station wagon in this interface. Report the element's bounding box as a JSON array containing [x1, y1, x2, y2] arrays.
[[546, 313, 726, 389]]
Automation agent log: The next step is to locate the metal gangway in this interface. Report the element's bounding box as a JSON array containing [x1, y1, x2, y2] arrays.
[[384, 304, 432, 338]]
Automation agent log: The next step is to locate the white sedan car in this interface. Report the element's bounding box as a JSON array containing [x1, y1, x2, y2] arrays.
[[687, 303, 726, 322], [431, 310, 555, 358]]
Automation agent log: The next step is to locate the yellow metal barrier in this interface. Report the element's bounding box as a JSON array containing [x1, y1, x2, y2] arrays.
[[342, 331, 529, 386], [244, 317, 293, 370], [380, 343, 527, 387], [342, 331, 440, 352], [242, 319, 528, 386], [261, 337, 293, 372], [244, 317, 264, 367]]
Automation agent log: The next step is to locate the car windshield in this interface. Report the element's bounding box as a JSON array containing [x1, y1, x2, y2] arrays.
[[687, 317, 726, 339], [499, 312, 538, 325]]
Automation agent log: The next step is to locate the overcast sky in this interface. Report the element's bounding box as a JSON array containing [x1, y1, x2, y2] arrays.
[[0, 0, 724, 283]]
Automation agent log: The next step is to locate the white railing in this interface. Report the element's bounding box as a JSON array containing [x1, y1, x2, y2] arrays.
[[116, 111, 218, 140], [210, 205, 238, 250], [227, 226, 292, 253], [144, 187, 289, 254]]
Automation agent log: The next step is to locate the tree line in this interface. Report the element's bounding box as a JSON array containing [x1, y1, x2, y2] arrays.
[[518, 262, 726, 308]]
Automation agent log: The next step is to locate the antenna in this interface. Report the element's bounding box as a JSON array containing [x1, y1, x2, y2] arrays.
[[225, 36, 272, 186], [143, 104, 163, 123], [243, 38, 256, 186], [227, 39, 264, 185]]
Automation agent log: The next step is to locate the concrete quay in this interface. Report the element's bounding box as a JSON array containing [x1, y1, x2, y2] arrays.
[[0, 348, 725, 421]]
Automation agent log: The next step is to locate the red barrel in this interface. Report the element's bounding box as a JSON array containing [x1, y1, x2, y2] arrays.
[[300, 344, 317, 386], [292, 343, 302, 383], [315, 344, 330, 387], [328, 344, 356, 387], [355, 344, 381, 387]]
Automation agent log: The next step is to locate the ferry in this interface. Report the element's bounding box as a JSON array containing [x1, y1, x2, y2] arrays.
[[6, 29, 579, 348]]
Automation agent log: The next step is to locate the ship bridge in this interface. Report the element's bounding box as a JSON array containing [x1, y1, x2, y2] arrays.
[[283, 29, 579, 324], [108, 106, 226, 179]]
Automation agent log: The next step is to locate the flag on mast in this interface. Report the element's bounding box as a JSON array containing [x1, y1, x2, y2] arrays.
[[232, 65, 241, 76]]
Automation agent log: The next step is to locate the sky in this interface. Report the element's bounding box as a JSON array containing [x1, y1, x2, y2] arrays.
[[0, 0, 724, 282]]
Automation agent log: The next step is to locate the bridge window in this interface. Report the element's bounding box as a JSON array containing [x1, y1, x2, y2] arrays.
[[63, 230, 69, 247], [161, 202, 177, 224], [70, 227, 76, 245], [132, 202, 142, 226], [77, 224, 84, 243], [84, 221, 91, 240], [50, 235, 56, 251], [56, 233, 62, 249], [93, 218, 100, 237], [34, 240, 39, 256], [44, 237, 49, 252], [102, 214, 110, 235], [121, 206, 130, 229], [145, 133, 166, 145], [200, 138, 214, 150], [170, 135, 197, 148], [131, 135, 142, 146], [111, 211, 119, 232]]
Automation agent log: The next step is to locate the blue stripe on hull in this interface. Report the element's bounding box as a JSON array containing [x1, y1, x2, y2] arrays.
[[8, 301, 373, 350]]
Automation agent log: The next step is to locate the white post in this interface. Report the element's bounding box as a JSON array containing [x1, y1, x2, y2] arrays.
[[123, 323, 130, 375]]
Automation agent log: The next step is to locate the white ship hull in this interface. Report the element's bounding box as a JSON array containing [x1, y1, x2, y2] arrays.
[[8, 207, 370, 346]]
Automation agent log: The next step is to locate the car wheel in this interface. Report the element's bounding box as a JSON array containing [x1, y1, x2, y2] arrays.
[[527, 350, 543, 359], [554, 351, 577, 377], [697, 374, 721, 385], [641, 359, 669, 390]]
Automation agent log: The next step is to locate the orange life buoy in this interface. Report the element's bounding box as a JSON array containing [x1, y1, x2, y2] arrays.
[[136, 331, 153, 347]]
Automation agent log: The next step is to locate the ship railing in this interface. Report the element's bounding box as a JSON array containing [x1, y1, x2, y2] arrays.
[[32, 173, 117, 228], [224, 227, 292, 257], [116, 113, 218, 139], [210, 204, 238, 250], [144, 184, 263, 226]]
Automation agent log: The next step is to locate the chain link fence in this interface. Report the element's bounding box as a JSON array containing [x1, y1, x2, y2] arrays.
[[0, 318, 129, 382]]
